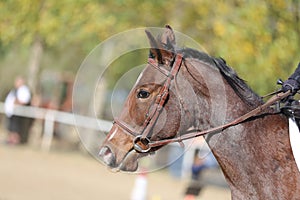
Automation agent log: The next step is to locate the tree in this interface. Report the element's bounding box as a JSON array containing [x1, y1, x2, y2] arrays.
[[178, 0, 300, 94], [0, 0, 299, 98]]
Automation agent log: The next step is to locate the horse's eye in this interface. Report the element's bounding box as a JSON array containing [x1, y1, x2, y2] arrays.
[[137, 90, 150, 99]]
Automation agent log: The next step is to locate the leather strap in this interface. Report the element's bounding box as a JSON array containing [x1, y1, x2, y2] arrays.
[[147, 90, 291, 148]]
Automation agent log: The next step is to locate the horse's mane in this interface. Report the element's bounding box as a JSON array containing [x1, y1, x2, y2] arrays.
[[178, 48, 263, 107]]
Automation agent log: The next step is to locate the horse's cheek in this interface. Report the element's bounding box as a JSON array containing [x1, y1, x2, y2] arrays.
[[129, 100, 148, 126]]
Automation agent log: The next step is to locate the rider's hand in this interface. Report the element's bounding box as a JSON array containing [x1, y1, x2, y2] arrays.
[[282, 78, 300, 94]]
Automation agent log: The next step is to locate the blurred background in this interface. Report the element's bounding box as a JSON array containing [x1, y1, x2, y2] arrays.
[[0, 0, 299, 199]]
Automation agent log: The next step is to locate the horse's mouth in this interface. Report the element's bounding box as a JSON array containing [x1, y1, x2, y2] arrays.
[[99, 145, 140, 172]]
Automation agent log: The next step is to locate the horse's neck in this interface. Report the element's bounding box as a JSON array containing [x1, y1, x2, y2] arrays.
[[206, 86, 300, 199], [182, 59, 300, 199], [214, 88, 300, 199], [212, 111, 300, 198]]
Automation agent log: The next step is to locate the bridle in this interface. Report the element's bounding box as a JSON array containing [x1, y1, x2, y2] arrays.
[[113, 53, 183, 152], [113, 53, 291, 153]]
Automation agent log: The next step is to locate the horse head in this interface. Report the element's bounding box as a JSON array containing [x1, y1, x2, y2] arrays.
[[99, 25, 188, 172], [98, 25, 257, 172]]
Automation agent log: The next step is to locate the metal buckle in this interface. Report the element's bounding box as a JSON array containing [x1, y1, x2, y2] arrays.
[[133, 135, 151, 153]]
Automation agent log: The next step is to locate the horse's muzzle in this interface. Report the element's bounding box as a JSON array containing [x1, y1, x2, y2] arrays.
[[99, 145, 139, 172], [98, 146, 116, 169]]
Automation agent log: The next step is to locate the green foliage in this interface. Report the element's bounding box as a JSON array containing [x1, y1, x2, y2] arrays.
[[179, 0, 299, 94], [0, 0, 299, 98]]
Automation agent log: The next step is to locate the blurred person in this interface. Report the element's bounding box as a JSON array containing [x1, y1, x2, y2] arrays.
[[4, 76, 32, 144], [184, 148, 208, 200]]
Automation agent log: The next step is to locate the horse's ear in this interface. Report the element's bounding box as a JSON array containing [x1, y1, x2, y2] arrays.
[[145, 29, 163, 64], [160, 25, 176, 50], [145, 25, 176, 65]]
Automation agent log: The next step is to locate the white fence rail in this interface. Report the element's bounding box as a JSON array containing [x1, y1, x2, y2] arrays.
[[0, 102, 112, 151]]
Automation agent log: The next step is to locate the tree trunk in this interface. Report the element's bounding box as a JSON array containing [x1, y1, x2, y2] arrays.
[[27, 37, 43, 95]]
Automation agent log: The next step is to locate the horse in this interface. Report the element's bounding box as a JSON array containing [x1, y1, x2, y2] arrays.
[[99, 25, 300, 199]]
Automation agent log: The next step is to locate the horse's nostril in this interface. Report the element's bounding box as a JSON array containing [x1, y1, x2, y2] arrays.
[[99, 146, 115, 167], [99, 146, 111, 156]]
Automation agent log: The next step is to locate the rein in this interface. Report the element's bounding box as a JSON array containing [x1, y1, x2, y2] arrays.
[[148, 90, 290, 148], [114, 54, 291, 153]]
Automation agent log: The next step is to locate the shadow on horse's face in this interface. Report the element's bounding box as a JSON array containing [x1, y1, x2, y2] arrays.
[[99, 65, 181, 172]]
